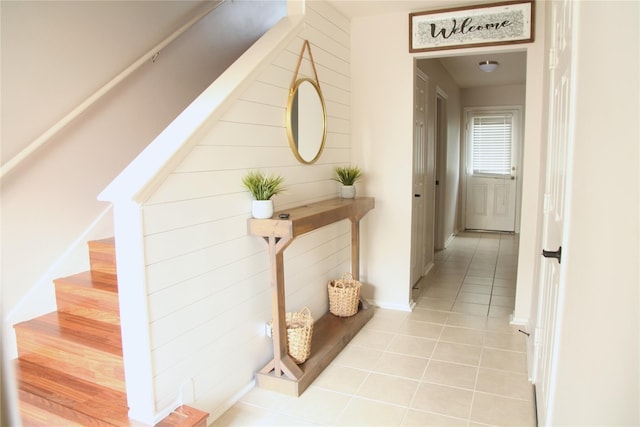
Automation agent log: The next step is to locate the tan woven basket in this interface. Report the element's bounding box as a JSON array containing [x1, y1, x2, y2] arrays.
[[328, 273, 362, 317], [282, 307, 314, 364]]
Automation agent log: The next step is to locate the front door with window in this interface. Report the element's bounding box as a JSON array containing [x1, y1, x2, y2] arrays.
[[464, 109, 521, 232]]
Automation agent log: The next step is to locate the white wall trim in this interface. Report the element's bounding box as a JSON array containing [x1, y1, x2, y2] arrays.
[[208, 380, 256, 423], [371, 300, 414, 312]]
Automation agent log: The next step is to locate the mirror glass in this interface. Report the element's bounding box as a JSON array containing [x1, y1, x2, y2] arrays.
[[286, 78, 327, 164]]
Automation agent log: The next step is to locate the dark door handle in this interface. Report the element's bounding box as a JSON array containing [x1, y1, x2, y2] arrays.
[[414, 194, 421, 197], [542, 246, 562, 264]]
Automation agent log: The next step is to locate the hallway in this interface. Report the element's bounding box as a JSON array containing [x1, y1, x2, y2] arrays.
[[213, 232, 535, 426]]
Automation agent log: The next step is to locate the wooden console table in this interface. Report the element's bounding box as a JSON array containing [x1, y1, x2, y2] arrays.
[[248, 197, 375, 396]]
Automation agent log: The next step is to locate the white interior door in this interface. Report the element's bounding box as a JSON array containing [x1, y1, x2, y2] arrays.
[[410, 70, 428, 287], [434, 91, 447, 250], [464, 109, 520, 232], [533, 0, 576, 423]]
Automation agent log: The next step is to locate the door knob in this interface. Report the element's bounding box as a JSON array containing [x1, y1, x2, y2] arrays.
[[542, 246, 562, 263], [414, 194, 421, 197]]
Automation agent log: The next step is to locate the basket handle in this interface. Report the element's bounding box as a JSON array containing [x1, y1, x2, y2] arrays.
[[300, 306, 312, 317], [341, 272, 354, 281]]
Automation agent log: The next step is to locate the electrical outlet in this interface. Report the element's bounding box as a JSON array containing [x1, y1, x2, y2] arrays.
[[265, 323, 272, 338]]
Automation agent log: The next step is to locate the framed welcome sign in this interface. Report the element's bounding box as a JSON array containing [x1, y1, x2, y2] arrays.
[[409, 0, 534, 53]]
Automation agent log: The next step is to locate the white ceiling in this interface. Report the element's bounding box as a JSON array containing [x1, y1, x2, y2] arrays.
[[326, 0, 528, 88], [437, 51, 527, 88]]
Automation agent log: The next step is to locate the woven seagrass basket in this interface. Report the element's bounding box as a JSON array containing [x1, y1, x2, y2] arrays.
[[328, 273, 362, 317], [279, 307, 314, 364]]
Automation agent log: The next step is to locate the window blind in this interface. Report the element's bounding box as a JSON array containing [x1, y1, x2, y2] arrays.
[[470, 114, 513, 175]]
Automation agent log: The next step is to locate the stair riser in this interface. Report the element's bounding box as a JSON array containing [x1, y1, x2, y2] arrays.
[[15, 330, 124, 393], [18, 390, 108, 427], [88, 239, 116, 276], [55, 282, 120, 326]]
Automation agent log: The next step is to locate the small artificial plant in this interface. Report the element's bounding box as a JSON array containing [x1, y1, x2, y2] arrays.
[[332, 165, 362, 186], [241, 170, 286, 200]]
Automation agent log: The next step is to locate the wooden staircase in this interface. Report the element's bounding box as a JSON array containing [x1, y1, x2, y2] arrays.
[[14, 238, 208, 426]]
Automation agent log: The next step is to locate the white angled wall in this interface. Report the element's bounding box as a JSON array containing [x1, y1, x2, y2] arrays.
[[138, 1, 354, 417]]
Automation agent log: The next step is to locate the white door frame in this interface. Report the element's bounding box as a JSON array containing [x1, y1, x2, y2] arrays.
[[461, 105, 524, 232]]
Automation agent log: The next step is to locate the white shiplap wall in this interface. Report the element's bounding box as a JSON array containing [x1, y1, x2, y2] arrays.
[[140, 1, 352, 416]]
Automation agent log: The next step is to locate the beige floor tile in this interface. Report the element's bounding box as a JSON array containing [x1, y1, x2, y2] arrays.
[[467, 267, 496, 277], [355, 373, 419, 406], [460, 284, 492, 295], [432, 341, 482, 366], [440, 326, 485, 346], [211, 402, 278, 426], [485, 317, 520, 333], [416, 297, 455, 311], [373, 308, 411, 322], [408, 308, 449, 324], [364, 316, 406, 334], [491, 295, 515, 308], [239, 387, 291, 411], [277, 387, 350, 425], [398, 319, 444, 339], [488, 305, 514, 318], [334, 345, 384, 370], [349, 328, 395, 350], [335, 397, 407, 426], [445, 313, 487, 330], [463, 275, 494, 286], [401, 409, 467, 426], [491, 286, 516, 297], [484, 331, 527, 352], [475, 367, 533, 400], [372, 352, 429, 379], [424, 286, 460, 298], [313, 364, 369, 394], [411, 383, 473, 419], [470, 392, 536, 426], [452, 301, 489, 316], [480, 348, 528, 373], [387, 334, 437, 358], [422, 360, 478, 389], [456, 292, 491, 305]]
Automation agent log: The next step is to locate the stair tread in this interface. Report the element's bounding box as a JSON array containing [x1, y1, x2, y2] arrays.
[[56, 270, 118, 292], [16, 312, 122, 355], [156, 405, 209, 427], [90, 237, 115, 246]]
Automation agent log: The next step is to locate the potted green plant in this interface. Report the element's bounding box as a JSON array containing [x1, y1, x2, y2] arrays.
[[332, 165, 362, 199], [242, 170, 286, 218]]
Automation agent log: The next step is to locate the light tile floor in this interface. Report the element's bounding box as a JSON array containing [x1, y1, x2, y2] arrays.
[[212, 232, 535, 426]]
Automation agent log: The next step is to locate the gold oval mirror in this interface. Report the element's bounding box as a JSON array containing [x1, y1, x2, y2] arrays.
[[286, 78, 327, 164]]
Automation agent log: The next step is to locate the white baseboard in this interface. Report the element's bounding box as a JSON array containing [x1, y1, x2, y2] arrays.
[[510, 315, 529, 326], [444, 233, 456, 248], [370, 300, 414, 312], [207, 380, 256, 423]]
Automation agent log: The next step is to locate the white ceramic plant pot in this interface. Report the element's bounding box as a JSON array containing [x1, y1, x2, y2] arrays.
[[340, 185, 356, 199], [252, 200, 274, 219]]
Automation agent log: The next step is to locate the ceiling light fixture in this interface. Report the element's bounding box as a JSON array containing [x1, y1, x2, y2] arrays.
[[479, 60, 499, 72]]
